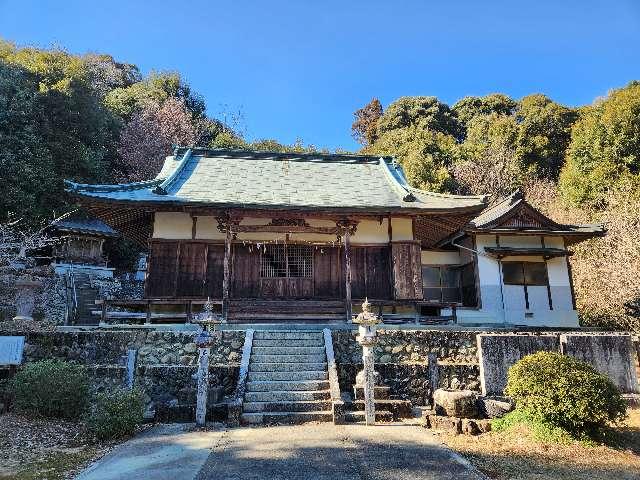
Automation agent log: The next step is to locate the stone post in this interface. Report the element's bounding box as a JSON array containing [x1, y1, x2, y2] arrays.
[[195, 329, 213, 427], [353, 298, 381, 426], [13, 277, 41, 321]]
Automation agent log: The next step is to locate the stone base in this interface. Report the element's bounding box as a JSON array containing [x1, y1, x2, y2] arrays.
[[433, 389, 479, 418], [423, 412, 492, 436]]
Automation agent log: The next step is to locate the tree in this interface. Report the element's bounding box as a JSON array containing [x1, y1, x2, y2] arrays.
[[116, 98, 200, 181], [453, 113, 526, 198], [351, 98, 383, 146], [452, 94, 517, 130], [559, 82, 640, 206], [375, 96, 461, 140], [364, 126, 457, 192], [515, 94, 577, 179], [105, 71, 206, 119]]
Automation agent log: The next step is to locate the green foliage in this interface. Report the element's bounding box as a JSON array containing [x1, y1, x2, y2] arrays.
[[376, 96, 461, 140], [560, 82, 640, 206], [103, 238, 142, 272], [505, 352, 627, 436], [87, 388, 145, 440], [13, 360, 90, 420], [493, 408, 575, 444], [515, 94, 577, 179], [452, 93, 517, 130], [364, 126, 456, 192], [105, 71, 205, 119]]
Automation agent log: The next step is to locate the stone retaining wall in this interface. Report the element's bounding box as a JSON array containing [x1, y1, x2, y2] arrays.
[[333, 329, 481, 406], [8, 330, 245, 366]]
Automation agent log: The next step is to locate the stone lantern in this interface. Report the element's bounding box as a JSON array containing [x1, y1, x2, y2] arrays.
[[193, 298, 222, 427], [353, 298, 382, 425], [13, 277, 41, 321]]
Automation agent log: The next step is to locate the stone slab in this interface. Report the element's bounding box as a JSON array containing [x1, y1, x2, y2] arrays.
[[0, 336, 24, 365], [561, 334, 640, 393], [477, 334, 560, 396]]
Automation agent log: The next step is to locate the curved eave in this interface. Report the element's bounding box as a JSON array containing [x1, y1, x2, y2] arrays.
[[68, 190, 488, 216]]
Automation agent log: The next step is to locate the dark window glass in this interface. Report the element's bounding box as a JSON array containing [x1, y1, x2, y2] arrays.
[[502, 262, 525, 285], [422, 265, 463, 304], [423, 287, 442, 302], [524, 262, 548, 286], [502, 262, 548, 286], [422, 266, 441, 287]]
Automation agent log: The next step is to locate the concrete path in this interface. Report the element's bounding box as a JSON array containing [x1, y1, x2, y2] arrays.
[[76, 424, 226, 480], [76, 423, 486, 480]]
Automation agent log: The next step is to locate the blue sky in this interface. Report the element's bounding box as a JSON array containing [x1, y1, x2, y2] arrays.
[[1, 0, 639, 151]]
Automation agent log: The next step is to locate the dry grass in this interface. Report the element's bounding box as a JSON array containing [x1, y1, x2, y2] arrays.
[[441, 409, 640, 480], [0, 413, 111, 480]]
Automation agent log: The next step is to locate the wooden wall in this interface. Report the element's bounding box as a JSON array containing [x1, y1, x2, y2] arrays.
[[391, 241, 423, 299], [145, 240, 400, 300]]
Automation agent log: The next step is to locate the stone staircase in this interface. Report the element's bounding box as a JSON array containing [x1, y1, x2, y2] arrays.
[[241, 330, 334, 424], [70, 272, 100, 325]]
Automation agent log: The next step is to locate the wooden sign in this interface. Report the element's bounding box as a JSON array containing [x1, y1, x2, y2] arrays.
[[0, 336, 25, 365]]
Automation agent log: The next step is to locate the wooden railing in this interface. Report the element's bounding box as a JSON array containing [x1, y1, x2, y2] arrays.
[[94, 298, 223, 324]]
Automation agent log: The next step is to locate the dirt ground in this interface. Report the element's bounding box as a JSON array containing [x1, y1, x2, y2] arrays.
[[0, 413, 111, 480], [440, 408, 640, 480]]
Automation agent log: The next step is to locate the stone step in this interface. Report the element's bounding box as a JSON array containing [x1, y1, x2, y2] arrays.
[[344, 410, 394, 423], [247, 370, 328, 381], [353, 385, 391, 400], [241, 411, 333, 425], [250, 354, 326, 363], [252, 338, 325, 347], [242, 400, 332, 413], [245, 390, 331, 402], [246, 380, 330, 392], [253, 331, 324, 340], [251, 346, 325, 355], [249, 362, 327, 372], [345, 399, 414, 419]]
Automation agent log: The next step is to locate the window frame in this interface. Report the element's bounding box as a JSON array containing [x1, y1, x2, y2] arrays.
[[501, 261, 550, 310], [421, 264, 463, 305], [260, 243, 313, 279]]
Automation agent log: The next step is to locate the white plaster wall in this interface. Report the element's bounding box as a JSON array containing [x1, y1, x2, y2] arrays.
[[391, 217, 413, 241], [153, 212, 193, 239], [351, 219, 389, 244], [421, 250, 461, 265], [469, 233, 578, 328], [156, 215, 390, 244], [194, 216, 225, 240]]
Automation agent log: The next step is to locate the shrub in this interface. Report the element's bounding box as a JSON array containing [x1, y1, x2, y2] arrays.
[[13, 360, 90, 420], [88, 387, 145, 440], [505, 352, 627, 436]]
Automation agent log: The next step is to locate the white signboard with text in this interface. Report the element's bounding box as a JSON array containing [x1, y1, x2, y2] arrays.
[[0, 336, 25, 365]]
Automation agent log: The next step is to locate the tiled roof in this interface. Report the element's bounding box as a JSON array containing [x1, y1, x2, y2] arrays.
[[50, 217, 119, 237], [66, 148, 487, 213], [467, 189, 605, 236]]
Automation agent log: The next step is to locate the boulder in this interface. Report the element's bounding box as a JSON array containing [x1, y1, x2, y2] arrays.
[[461, 418, 492, 435], [425, 414, 462, 434], [433, 388, 478, 418], [477, 396, 514, 419]]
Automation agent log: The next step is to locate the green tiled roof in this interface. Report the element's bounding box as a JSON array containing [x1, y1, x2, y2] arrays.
[[66, 148, 487, 214]]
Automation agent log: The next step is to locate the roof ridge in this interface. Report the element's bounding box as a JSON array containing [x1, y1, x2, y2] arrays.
[[407, 186, 488, 201], [172, 146, 395, 163], [64, 178, 163, 193]]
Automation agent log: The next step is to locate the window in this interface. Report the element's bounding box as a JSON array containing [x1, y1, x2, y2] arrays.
[[502, 262, 548, 286], [260, 244, 313, 278], [502, 261, 549, 310], [422, 266, 462, 304]]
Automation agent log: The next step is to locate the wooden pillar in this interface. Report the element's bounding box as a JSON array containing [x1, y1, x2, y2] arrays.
[[222, 223, 232, 322], [344, 227, 352, 322]]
